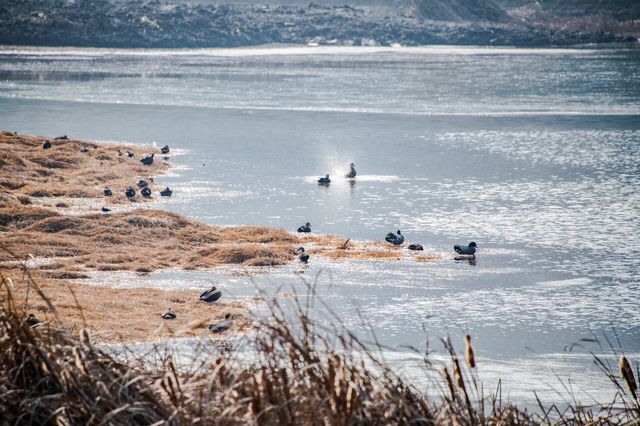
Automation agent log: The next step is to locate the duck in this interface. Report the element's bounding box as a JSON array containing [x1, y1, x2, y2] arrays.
[[101, 207, 111, 213], [200, 286, 222, 303], [317, 174, 331, 184], [208, 313, 233, 333], [297, 222, 311, 233], [141, 187, 152, 197], [161, 309, 176, 320], [136, 179, 148, 188], [103, 186, 113, 196], [346, 162, 356, 179], [127, 151, 135, 158], [140, 154, 154, 165], [54, 135, 68, 141], [408, 243, 423, 251], [161, 144, 170, 154], [24, 313, 40, 327], [385, 230, 404, 246], [42, 140, 52, 149], [297, 247, 310, 263], [125, 187, 136, 198], [453, 242, 477, 256], [160, 187, 173, 197]]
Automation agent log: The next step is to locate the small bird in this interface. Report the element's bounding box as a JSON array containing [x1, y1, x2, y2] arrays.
[[127, 151, 135, 158], [161, 144, 170, 154], [54, 135, 68, 140], [141, 187, 152, 197], [453, 242, 477, 256], [136, 179, 148, 188], [385, 230, 404, 246], [24, 313, 40, 327], [408, 243, 423, 251], [42, 140, 52, 149], [317, 174, 331, 184], [200, 286, 222, 303], [297, 247, 310, 263], [160, 187, 173, 197], [103, 187, 113, 196], [297, 222, 311, 233], [140, 154, 154, 165], [101, 207, 111, 213], [161, 309, 176, 320], [346, 162, 356, 179], [125, 187, 136, 198], [208, 313, 233, 333]]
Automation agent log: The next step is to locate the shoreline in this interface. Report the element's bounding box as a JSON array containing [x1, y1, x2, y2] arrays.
[[0, 131, 437, 343]]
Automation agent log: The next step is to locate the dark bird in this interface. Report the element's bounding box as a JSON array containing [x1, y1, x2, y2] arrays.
[[454, 242, 478, 256], [141, 187, 152, 197], [408, 243, 423, 251], [297, 247, 310, 263], [140, 154, 154, 165], [385, 230, 405, 246], [125, 187, 136, 198], [103, 186, 113, 196], [161, 309, 176, 320], [101, 207, 111, 213], [54, 135, 68, 140], [317, 174, 331, 184], [136, 179, 148, 188], [346, 162, 356, 178], [208, 313, 233, 333], [200, 286, 222, 303], [117, 149, 123, 157], [160, 187, 173, 197], [161, 144, 170, 154], [24, 313, 40, 327], [42, 140, 52, 149], [297, 222, 311, 233], [127, 151, 135, 158]]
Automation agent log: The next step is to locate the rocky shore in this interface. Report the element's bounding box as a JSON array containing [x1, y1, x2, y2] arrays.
[[1, 0, 637, 49]]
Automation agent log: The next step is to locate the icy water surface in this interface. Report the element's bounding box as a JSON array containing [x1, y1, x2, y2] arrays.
[[1, 45, 639, 406]]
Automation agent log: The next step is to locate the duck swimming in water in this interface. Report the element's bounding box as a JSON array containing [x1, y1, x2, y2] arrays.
[[408, 243, 423, 251], [160, 187, 173, 197], [208, 313, 233, 333], [200, 286, 222, 303], [297, 222, 311, 233], [453, 242, 477, 256], [385, 230, 405, 246], [297, 247, 310, 263], [346, 162, 356, 179], [318, 174, 331, 184], [161, 144, 170, 154]]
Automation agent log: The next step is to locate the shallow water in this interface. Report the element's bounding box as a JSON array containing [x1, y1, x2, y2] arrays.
[[1, 45, 639, 406]]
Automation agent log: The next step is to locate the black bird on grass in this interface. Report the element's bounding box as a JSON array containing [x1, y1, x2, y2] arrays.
[[136, 179, 148, 188], [24, 313, 40, 327], [385, 230, 404, 246], [297, 247, 310, 263], [103, 186, 113, 196], [160, 187, 173, 197], [200, 286, 222, 303], [101, 207, 111, 213], [140, 153, 154, 165], [454, 242, 478, 256], [297, 222, 311, 233], [42, 140, 52, 149], [141, 187, 152, 197], [209, 313, 233, 333], [408, 243, 423, 251], [54, 135, 68, 140], [125, 187, 136, 198], [127, 151, 134, 158]]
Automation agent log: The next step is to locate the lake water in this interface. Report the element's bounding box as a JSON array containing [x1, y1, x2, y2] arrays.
[[1, 45, 639, 406]]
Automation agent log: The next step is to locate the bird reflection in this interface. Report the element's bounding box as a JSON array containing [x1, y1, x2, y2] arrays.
[[455, 255, 477, 266]]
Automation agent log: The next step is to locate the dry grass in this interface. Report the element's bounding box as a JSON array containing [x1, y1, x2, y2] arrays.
[[2, 264, 640, 425]]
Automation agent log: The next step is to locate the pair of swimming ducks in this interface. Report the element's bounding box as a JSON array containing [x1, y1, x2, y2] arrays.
[[317, 163, 356, 184]]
